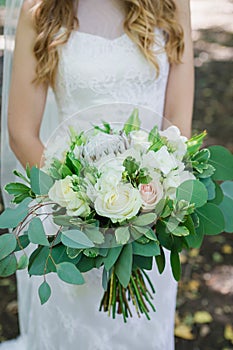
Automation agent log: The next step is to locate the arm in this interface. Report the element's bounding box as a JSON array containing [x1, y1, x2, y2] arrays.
[[8, 0, 47, 169], [163, 0, 194, 138]]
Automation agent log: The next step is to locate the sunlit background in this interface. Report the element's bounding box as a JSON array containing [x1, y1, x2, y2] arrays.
[[0, 1, 232, 349]]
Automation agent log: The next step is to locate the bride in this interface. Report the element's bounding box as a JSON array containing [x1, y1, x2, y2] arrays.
[[0, 0, 194, 349]]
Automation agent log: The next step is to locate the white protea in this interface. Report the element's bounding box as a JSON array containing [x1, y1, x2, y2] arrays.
[[78, 132, 131, 163]]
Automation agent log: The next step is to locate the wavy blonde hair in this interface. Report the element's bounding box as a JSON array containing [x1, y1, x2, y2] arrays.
[[32, 0, 184, 88]]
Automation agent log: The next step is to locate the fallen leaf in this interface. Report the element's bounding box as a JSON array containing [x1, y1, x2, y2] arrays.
[[175, 324, 195, 340], [193, 311, 213, 324], [222, 244, 233, 255], [224, 324, 233, 344]]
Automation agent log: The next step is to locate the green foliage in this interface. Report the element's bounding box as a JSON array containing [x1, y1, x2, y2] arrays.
[[155, 247, 166, 274], [5, 182, 33, 204], [170, 251, 181, 281], [28, 247, 55, 276], [39, 281, 52, 305], [176, 180, 208, 208], [103, 245, 123, 271], [28, 217, 50, 246], [61, 230, 94, 249], [132, 241, 160, 257], [196, 203, 225, 235], [115, 244, 133, 288], [0, 254, 17, 277], [208, 146, 233, 181], [30, 167, 54, 195], [115, 226, 130, 245], [0, 234, 17, 260], [0, 198, 31, 229], [123, 108, 141, 135], [218, 181, 233, 233], [57, 262, 85, 285], [186, 131, 207, 155], [131, 213, 157, 226], [17, 254, 29, 270]]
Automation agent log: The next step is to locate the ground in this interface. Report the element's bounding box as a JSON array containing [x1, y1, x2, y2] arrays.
[[0, 1, 232, 349]]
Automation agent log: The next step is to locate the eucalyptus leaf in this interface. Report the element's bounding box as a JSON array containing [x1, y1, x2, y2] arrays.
[[84, 227, 104, 244], [133, 255, 153, 270], [115, 244, 133, 288], [123, 108, 141, 135], [209, 146, 233, 181], [17, 254, 29, 270], [219, 196, 233, 233], [155, 247, 166, 274], [28, 217, 50, 246], [0, 234, 17, 260], [103, 245, 123, 271], [170, 251, 181, 281], [15, 234, 30, 252], [29, 247, 55, 276], [133, 226, 158, 242], [132, 213, 157, 226], [196, 203, 225, 235], [102, 267, 108, 291], [0, 198, 31, 229], [0, 254, 17, 277], [30, 167, 54, 195], [38, 281, 52, 305], [115, 226, 130, 245], [57, 262, 85, 285], [176, 180, 208, 208], [132, 241, 160, 257], [66, 247, 82, 259], [61, 230, 94, 249]]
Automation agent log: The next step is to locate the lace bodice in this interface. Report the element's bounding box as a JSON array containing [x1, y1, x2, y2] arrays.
[[54, 28, 169, 128]]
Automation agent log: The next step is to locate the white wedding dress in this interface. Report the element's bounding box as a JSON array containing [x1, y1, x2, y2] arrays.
[[0, 1, 177, 349]]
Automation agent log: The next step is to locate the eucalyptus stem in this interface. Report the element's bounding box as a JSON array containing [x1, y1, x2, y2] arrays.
[[136, 272, 156, 312], [141, 269, 156, 294], [112, 273, 117, 319], [128, 282, 141, 318], [122, 287, 133, 318], [118, 283, 127, 323], [108, 270, 115, 317], [130, 275, 150, 320]]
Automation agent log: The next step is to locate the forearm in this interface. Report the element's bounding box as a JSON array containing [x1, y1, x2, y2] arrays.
[[163, 0, 194, 138], [9, 134, 45, 169]]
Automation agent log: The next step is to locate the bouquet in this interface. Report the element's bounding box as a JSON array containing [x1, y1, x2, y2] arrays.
[[0, 107, 233, 322]]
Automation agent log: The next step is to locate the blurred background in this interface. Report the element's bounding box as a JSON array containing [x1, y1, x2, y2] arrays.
[[0, 0, 232, 349]]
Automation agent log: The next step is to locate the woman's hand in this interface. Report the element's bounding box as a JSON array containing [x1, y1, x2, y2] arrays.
[[8, 0, 47, 169], [163, 0, 194, 138]]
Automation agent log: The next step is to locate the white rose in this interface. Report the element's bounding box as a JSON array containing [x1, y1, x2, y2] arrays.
[[67, 196, 90, 217], [152, 146, 178, 175], [139, 179, 164, 212], [130, 130, 151, 151], [48, 177, 76, 207], [160, 126, 187, 160], [94, 183, 142, 223]]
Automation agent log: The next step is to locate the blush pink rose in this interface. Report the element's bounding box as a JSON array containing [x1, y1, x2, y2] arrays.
[[139, 181, 164, 212]]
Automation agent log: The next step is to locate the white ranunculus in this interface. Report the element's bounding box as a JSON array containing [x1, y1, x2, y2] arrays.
[[94, 183, 142, 223], [152, 146, 178, 175], [95, 169, 123, 194], [160, 126, 188, 160], [48, 177, 76, 207]]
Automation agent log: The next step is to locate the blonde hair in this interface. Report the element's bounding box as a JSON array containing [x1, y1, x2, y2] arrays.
[[32, 0, 184, 88]]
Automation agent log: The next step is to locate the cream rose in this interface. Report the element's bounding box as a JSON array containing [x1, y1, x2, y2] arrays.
[[139, 180, 164, 212], [48, 177, 76, 207], [48, 177, 90, 217], [94, 183, 142, 223]]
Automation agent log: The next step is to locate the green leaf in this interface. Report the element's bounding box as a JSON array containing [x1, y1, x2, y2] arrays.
[[30, 167, 54, 195], [183, 215, 196, 235], [102, 267, 108, 291], [28, 218, 50, 246], [115, 243, 133, 288], [186, 131, 207, 155], [61, 230, 94, 249], [5, 182, 31, 196], [132, 241, 160, 257], [209, 183, 224, 205], [84, 227, 104, 244], [51, 245, 81, 265], [29, 247, 55, 276], [133, 226, 158, 241], [196, 203, 225, 235], [200, 178, 216, 200], [218, 197, 233, 233], [0, 198, 31, 229], [115, 227, 130, 245], [83, 247, 99, 258], [209, 146, 233, 181], [133, 255, 153, 270], [38, 281, 52, 305], [13, 169, 30, 183], [184, 223, 204, 249], [15, 234, 30, 252], [165, 223, 190, 237], [148, 125, 159, 143], [123, 108, 141, 135], [0, 254, 17, 277], [17, 254, 29, 270], [0, 234, 17, 260], [221, 181, 233, 200], [155, 247, 166, 274], [192, 148, 210, 163], [131, 213, 157, 226], [103, 246, 123, 271], [76, 255, 95, 272], [170, 251, 181, 281], [57, 262, 85, 285], [66, 247, 82, 259], [176, 180, 208, 208]]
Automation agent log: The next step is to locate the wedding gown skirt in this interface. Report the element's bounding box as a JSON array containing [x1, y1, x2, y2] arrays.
[[0, 1, 178, 348]]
